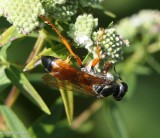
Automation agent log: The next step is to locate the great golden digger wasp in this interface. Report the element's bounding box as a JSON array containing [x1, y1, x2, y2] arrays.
[[40, 16, 128, 101], [41, 55, 128, 101]]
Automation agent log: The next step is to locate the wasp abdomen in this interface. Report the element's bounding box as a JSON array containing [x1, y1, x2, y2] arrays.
[[41, 56, 56, 72]]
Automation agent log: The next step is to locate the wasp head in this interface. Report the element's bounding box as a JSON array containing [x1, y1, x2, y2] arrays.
[[95, 74, 128, 101], [112, 79, 128, 101]]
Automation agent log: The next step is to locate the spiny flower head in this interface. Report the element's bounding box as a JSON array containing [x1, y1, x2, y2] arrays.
[[92, 28, 129, 64], [68, 14, 98, 48], [42, 0, 78, 21], [0, 0, 104, 34], [79, 0, 104, 7], [68, 13, 129, 64], [0, 0, 45, 34]]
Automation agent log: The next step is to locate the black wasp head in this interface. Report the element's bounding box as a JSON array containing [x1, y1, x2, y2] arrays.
[[94, 73, 128, 101], [41, 56, 55, 72], [112, 81, 128, 101]]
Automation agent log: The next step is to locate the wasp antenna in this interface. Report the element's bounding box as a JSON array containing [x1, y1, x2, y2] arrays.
[[114, 66, 119, 77], [114, 66, 123, 80]]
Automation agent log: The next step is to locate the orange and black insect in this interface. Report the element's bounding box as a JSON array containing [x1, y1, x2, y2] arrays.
[[40, 16, 128, 100], [41, 55, 128, 101]]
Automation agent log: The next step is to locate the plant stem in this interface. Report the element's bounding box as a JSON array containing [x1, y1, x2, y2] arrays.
[[71, 100, 103, 129], [5, 86, 19, 107]]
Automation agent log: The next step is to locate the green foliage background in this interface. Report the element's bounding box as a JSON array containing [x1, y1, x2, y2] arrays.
[[0, 0, 160, 138]]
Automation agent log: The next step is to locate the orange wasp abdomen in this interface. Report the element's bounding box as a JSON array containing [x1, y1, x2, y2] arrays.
[[41, 56, 106, 96], [42, 56, 105, 85]]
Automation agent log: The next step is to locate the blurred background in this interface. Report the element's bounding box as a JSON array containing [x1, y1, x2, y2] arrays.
[[104, 0, 160, 138], [0, 0, 160, 138]]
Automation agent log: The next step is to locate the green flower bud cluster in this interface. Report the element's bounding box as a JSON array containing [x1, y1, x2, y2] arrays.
[[79, 0, 103, 7], [68, 14, 98, 48], [0, 0, 104, 34], [53, 0, 67, 5], [0, 0, 45, 34], [92, 28, 129, 63], [42, 0, 78, 21], [41, 0, 67, 7], [68, 13, 129, 64]]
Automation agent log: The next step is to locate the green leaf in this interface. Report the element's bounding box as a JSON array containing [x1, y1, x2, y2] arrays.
[[5, 65, 51, 115], [90, 4, 116, 18], [0, 105, 30, 138], [59, 86, 74, 125], [0, 66, 11, 93], [104, 10, 116, 18], [28, 98, 65, 137], [147, 56, 160, 74], [106, 102, 128, 138], [0, 42, 11, 60], [23, 45, 68, 71], [0, 26, 24, 47], [123, 73, 137, 98]]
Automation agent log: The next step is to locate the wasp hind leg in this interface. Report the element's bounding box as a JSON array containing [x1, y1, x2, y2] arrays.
[[40, 15, 82, 67]]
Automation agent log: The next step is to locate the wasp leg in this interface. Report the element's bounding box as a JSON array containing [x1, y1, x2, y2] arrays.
[[91, 45, 101, 68], [40, 15, 82, 66], [103, 62, 112, 74], [90, 28, 105, 68]]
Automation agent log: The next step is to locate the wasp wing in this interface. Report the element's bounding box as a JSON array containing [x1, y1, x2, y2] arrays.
[[42, 73, 97, 96]]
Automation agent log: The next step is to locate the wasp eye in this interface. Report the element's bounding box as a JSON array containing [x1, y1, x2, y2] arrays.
[[113, 82, 128, 101], [120, 82, 128, 93], [41, 56, 55, 72]]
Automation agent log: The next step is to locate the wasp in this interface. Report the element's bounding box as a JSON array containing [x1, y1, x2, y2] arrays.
[[41, 54, 128, 101], [40, 16, 128, 101]]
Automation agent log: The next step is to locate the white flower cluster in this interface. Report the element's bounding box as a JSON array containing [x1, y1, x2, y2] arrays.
[[68, 14, 98, 48], [0, 0, 45, 34], [92, 28, 129, 63], [0, 0, 104, 34], [41, 0, 78, 21], [115, 10, 160, 40]]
